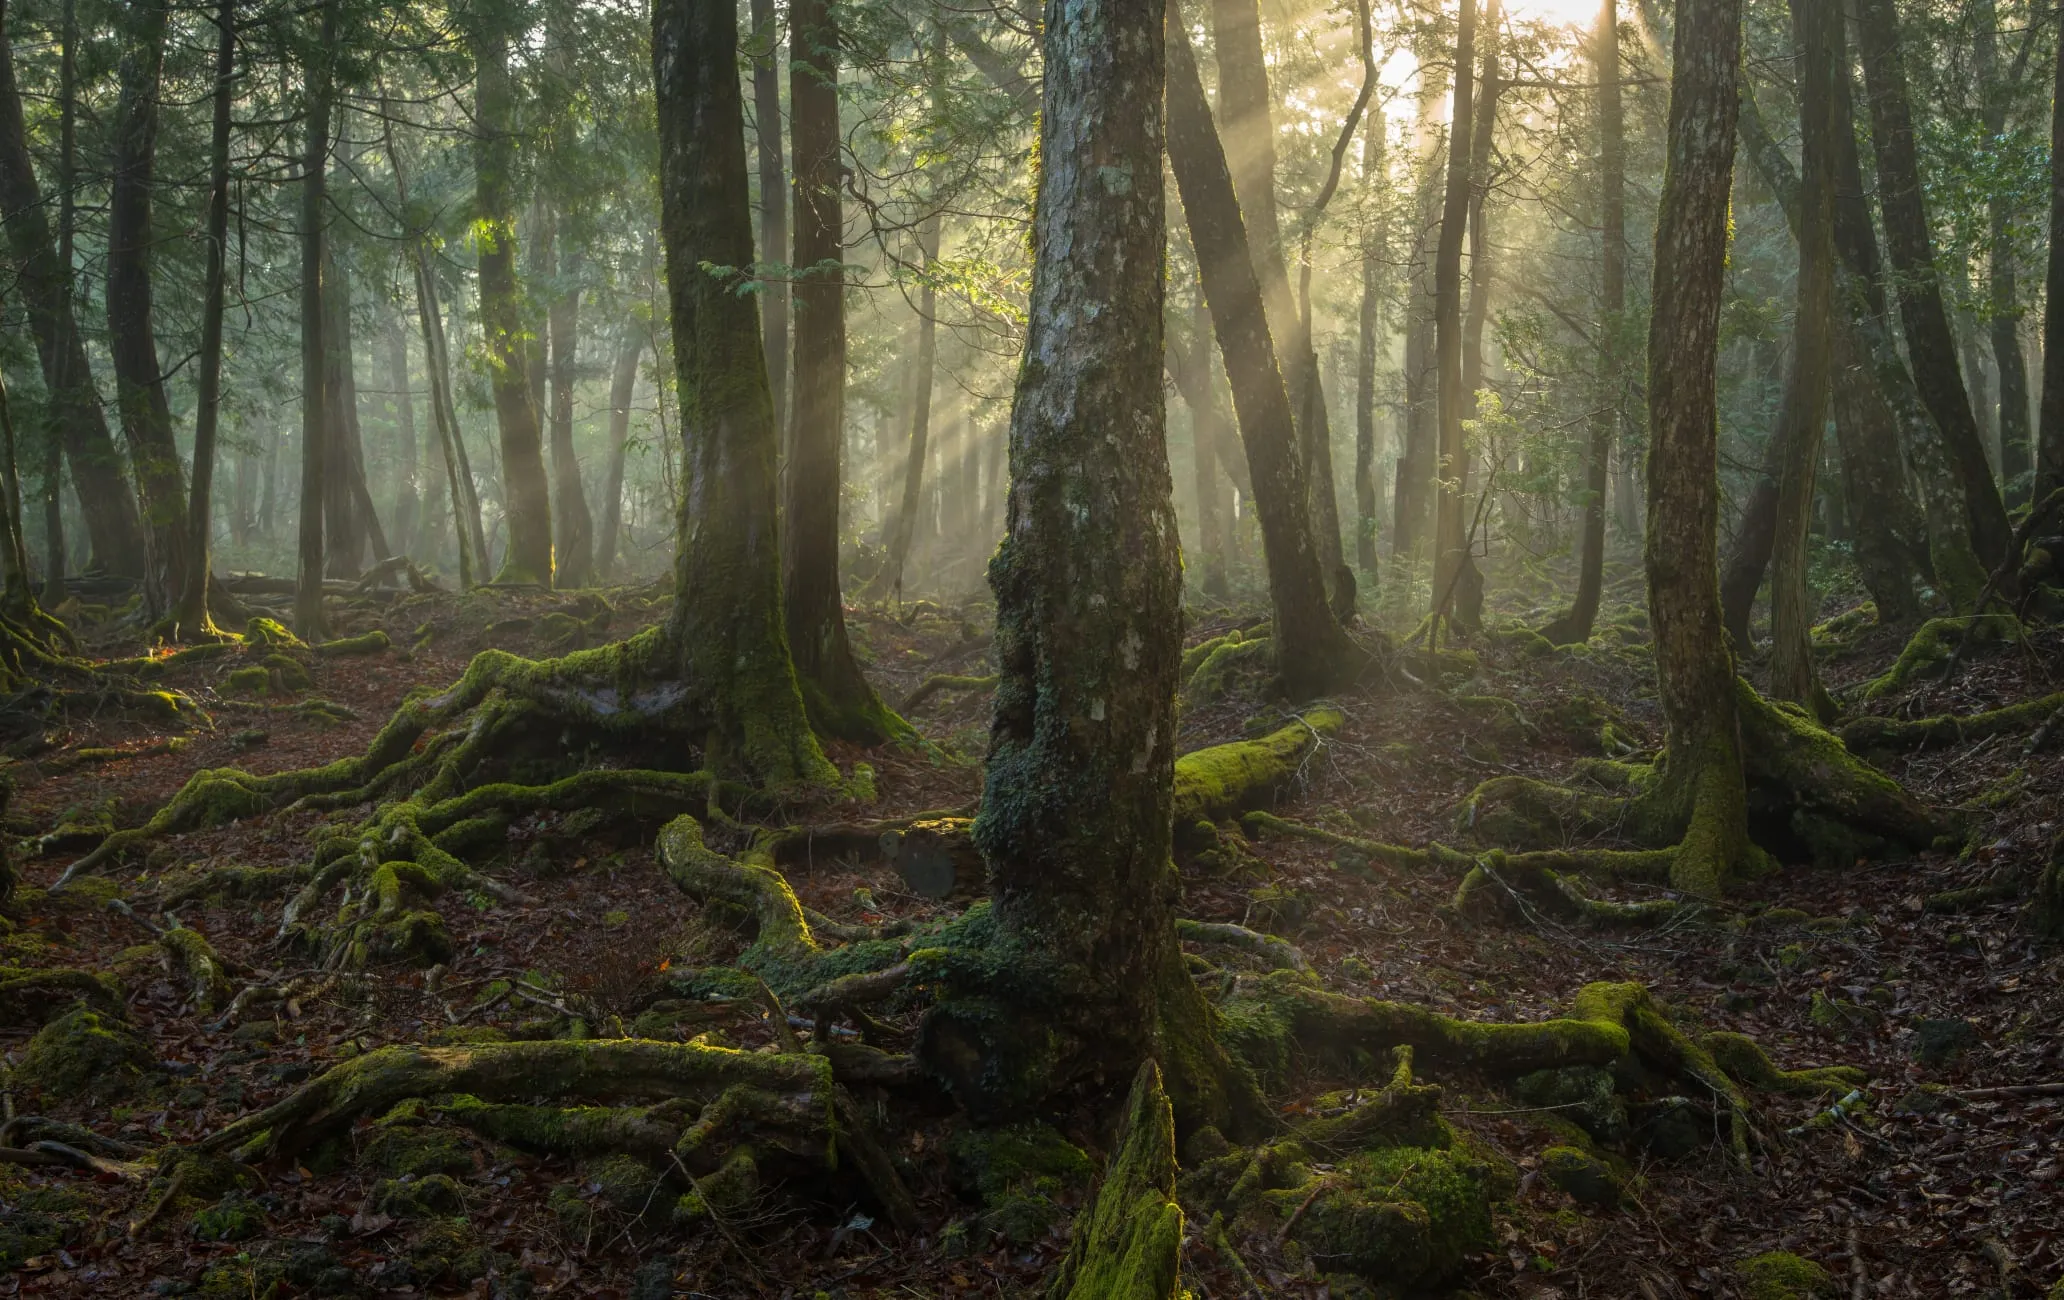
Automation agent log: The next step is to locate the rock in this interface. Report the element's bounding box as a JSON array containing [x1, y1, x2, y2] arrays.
[[1911, 1017, 1976, 1065], [1538, 1146, 1621, 1207], [948, 1120, 1093, 1246], [16, 1007, 152, 1100]]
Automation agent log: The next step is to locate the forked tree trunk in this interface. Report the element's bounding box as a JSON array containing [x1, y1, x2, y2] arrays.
[[1166, 1, 1360, 698], [473, 23, 554, 586], [105, 0, 190, 617], [172, 0, 236, 636], [1766, 0, 1837, 709], [917, 0, 1253, 1136], [294, 6, 334, 638], [1542, 0, 1622, 645], [0, 0, 147, 579], [652, 0, 833, 788], [1853, 0, 2012, 572], [782, 0, 895, 741], [1641, 0, 1756, 896]]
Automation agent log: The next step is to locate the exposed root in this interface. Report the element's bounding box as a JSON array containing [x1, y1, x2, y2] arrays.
[[899, 673, 997, 713], [1857, 614, 2019, 700], [1451, 851, 1685, 928], [1048, 1062, 1183, 1300], [158, 925, 235, 1014], [1176, 919, 1310, 972], [1840, 691, 2064, 755], [1172, 708, 1343, 830]]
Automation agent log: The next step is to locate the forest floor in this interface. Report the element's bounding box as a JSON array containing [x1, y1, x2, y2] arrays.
[[1, 559, 2060, 1300]]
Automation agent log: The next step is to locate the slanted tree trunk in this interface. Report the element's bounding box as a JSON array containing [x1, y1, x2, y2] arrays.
[[750, 0, 789, 439], [874, 213, 942, 601], [2038, 13, 2064, 507], [1972, 0, 2030, 500], [0, 0, 147, 580], [1166, 0, 1361, 699], [1187, 284, 1232, 598], [1542, 0, 1622, 646], [917, 0, 1254, 1136], [596, 316, 643, 582], [1853, 0, 2012, 572], [171, 0, 236, 638], [1767, 0, 1837, 710], [1354, 112, 1384, 578], [294, 5, 334, 638], [1212, 0, 1346, 581], [104, 0, 189, 617], [781, 0, 895, 741], [653, 0, 834, 788], [389, 313, 420, 555], [1640, 0, 1757, 895], [472, 22, 554, 587], [548, 250, 594, 586]]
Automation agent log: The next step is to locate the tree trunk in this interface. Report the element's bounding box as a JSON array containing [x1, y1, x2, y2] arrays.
[[41, 422, 62, 604], [1767, 0, 1837, 709], [0, 0, 147, 579], [321, 249, 378, 576], [171, 0, 236, 636], [2037, 9, 2064, 507], [1642, 0, 1756, 896], [294, 6, 334, 638], [1543, 0, 1622, 646], [875, 213, 942, 601], [390, 314, 420, 555], [1166, 0, 1361, 698], [1448, 7, 1501, 633], [1187, 285, 1232, 598], [750, 0, 789, 440], [1354, 112, 1383, 577], [104, 0, 189, 617], [652, 0, 833, 787], [548, 251, 594, 586], [473, 22, 554, 586], [781, 0, 894, 740], [1394, 170, 1440, 558], [596, 317, 643, 582], [1430, 0, 1479, 626], [1852, 0, 2013, 572], [1212, 0, 1345, 579], [918, 0, 1253, 1137]]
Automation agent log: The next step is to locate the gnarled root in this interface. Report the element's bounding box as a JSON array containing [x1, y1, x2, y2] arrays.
[[0, 966, 122, 1027], [1840, 691, 2064, 755], [1048, 1062, 1183, 1300], [1451, 851, 1685, 928]]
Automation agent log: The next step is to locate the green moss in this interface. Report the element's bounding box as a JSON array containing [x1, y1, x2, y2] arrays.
[[316, 629, 391, 658], [1184, 635, 1272, 704], [1171, 708, 1343, 827], [407, 1215, 495, 1285], [242, 617, 306, 650], [1510, 1066, 1627, 1143], [191, 1191, 265, 1242], [1538, 1146, 1621, 1207], [949, 1120, 1093, 1245], [1734, 1250, 1836, 1300], [673, 1147, 758, 1224], [0, 1178, 91, 1269], [1267, 1145, 1502, 1288], [1702, 1031, 1863, 1096], [1049, 1063, 1183, 1300], [1861, 615, 2018, 700], [17, 1007, 152, 1100], [370, 1174, 466, 1218], [360, 1124, 474, 1178], [224, 666, 271, 696]]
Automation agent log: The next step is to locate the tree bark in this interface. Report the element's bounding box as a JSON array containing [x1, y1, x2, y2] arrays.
[[171, 0, 236, 636], [653, 0, 832, 787], [1186, 283, 1232, 598], [1852, 0, 2013, 572], [294, 4, 334, 638], [1643, 0, 1756, 896], [596, 316, 643, 582], [1430, 0, 1479, 626], [874, 213, 942, 601], [2037, 7, 2064, 507], [750, 0, 789, 440], [389, 313, 420, 555], [1354, 112, 1383, 577], [321, 248, 368, 576], [782, 0, 894, 740], [1542, 0, 1622, 646], [1766, 0, 1837, 709], [104, 0, 189, 616], [919, 0, 1251, 1136], [472, 21, 554, 586], [1166, 0, 1360, 698], [0, 0, 147, 579], [548, 249, 594, 586], [1448, 6, 1501, 633]]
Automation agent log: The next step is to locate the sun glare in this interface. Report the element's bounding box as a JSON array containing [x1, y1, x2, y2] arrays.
[[1500, 0, 1602, 32]]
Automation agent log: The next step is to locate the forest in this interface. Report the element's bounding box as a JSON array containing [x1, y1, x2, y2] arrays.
[[0, 0, 2062, 1291]]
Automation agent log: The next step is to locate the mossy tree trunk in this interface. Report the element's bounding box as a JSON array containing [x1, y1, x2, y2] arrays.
[[472, 20, 554, 587], [783, 0, 898, 742], [0, 0, 147, 580], [1971, 0, 2030, 501], [917, 0, 1251, 1134], [1542, 0, 1622, 645], [652, 0, 835, 791], [2037, 18, 2064, 509], [1853, 0, 2012, 573], [105, 0, 190, 619], [1640, 0, 1755, 897], [1166, 6, 1360, 699]]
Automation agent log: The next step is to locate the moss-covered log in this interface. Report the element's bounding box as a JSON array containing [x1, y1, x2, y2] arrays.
[[1172, 708, 1343, 828], [1840, 691, 2064, 754]]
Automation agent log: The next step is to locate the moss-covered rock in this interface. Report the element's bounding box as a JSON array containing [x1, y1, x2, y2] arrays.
[[1539, 1146, 1621, 1207], [949, 1120, 1094, 1245], [1510, 1066, 1628, 1143], [360, 1122, 474, 1178], [191, 1191, 266, 1242], [673, 1147, 757, 1224], [0, 1178, 92, 1269], [406, 1215, 495, 1286], [16, 1007, 152, 1100], [1733, 1250, 1836, 1299], [370, 1174, 467, 1218], [1268, 1145, 1503, 1288]]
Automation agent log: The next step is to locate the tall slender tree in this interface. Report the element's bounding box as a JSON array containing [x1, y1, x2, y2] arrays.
[[1353, 113, 1384, 578], [2038, 13, 2064, 506], [750, 0, 789, 438], [295, 3, 336, 637], [1430, 0, 1480, 627]]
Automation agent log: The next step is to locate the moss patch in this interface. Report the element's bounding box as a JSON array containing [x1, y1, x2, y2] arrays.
[[1734, 1250, 1836, 1299], [16, 1007, 153, 1100]]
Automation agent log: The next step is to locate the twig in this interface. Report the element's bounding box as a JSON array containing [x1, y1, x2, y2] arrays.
[[1956, 1080, 2064, 1100]]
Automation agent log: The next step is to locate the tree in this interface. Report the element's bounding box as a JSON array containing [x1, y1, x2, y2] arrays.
[[295, 6, 335, 639], [1166, 0, 1362, 698], [0, 0, 148, 580], [1541, 0, 1623, 646], [1353, 112, 1384, 578], [595, 311, 645, 582], [1971, 0, 2031, 500], [2038, 14, 2064, 507], [1853, 0, 2012, 572], [105, 0, 191, 617], [472, 16, 554, 587], [750, 0, 788, 437], [872, 211, 942, 601], [782, 0, 899, 741]]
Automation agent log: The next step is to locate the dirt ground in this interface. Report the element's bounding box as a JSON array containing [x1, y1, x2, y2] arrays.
[[2, 565, 2060, 1299]]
